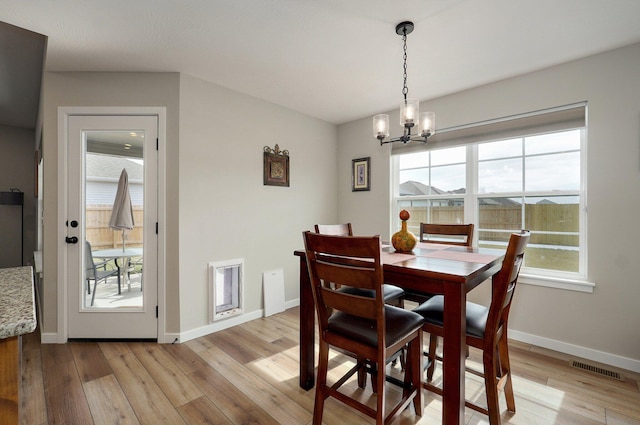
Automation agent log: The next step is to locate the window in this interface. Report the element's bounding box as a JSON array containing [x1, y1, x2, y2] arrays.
[[397, 147, 467, 235], [393, 117, 588, 288]]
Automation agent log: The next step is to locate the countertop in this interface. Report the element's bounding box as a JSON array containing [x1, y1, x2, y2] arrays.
[[0, 266, 36, 339]]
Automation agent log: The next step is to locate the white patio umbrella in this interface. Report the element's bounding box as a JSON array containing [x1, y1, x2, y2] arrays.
[[109, 168, 135, 251]]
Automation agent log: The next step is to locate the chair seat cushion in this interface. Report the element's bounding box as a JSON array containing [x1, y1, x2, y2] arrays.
[[413, 295, 488, 338], [337, 283, 405, 302], [328, 305, 424, 348]]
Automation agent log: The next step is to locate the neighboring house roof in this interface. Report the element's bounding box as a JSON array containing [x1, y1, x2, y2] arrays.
[[536, 199, 557, 205], [400, 180, 524, 206], [85, 154, 144, 206], [399, 181, 465, 197], [86, 154, 143, 181], [400, 181, 445, 196], [478, 198, 520, 206]]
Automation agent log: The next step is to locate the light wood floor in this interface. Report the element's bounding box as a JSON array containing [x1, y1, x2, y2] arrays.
[[21, 307, 640, 425]]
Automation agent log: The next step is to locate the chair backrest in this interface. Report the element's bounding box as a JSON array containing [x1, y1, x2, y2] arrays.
[[314, 223, 353, 236], [484, 230, 530, 345], [303, 231, 384, 340], [419, 223, 474, 246], [85, 241, 96, 278]]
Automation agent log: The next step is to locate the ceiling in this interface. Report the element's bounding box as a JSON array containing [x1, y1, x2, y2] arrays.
[[3, 0, 640, 129]]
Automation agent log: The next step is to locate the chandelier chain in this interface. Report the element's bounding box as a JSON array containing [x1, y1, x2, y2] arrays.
[[402, 32, 408, 100]]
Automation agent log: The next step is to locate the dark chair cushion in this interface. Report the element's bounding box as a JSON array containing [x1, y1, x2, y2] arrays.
[[328, 305, 424, 348], [337, 283, 405, 302], [413, 295, 488, 338]]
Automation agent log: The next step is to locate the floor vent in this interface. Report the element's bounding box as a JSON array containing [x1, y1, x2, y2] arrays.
[[570, 360, 624, 381]]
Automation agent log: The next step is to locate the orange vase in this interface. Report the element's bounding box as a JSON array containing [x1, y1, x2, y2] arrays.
[[392, 210, 417, 253]]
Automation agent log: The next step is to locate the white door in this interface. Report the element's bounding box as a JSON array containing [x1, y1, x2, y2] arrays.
[[67, 115, 158, 339]]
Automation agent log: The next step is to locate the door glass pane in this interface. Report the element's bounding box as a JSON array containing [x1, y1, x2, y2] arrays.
[[83, 131, 144, 310]]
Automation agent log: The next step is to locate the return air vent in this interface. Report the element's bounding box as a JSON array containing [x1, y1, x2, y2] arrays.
[[569, 360, 624, 381]]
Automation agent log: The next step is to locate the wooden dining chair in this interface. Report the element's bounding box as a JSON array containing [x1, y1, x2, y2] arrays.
[[414, 230, 530, 425], [314, 223, 404, 308], [314, 223, 353, 236], [303, 231, 424, 425], [407, 223, 476, 304], [419, 223, 475, 246]]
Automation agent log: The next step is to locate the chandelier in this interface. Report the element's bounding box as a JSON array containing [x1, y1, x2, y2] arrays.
[[373, 21, 435, 145]]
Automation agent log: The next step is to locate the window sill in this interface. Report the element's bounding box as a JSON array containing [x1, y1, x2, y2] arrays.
[[518, 273, 595, 293]]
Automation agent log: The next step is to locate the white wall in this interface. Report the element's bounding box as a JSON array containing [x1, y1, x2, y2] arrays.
[[177, 74, 338, 333], [41, 72, 181, 334], [338, 43, 640, 368], [41, 71, 338, 339]]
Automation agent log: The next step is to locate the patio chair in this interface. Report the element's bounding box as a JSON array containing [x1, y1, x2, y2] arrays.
[[85, 241, 121, 306]]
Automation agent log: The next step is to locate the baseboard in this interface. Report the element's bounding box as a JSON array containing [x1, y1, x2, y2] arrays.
[[40, 333, 59, 344], [509, 329, 640, 373], [178, 309, 264, 343], [178, 299, 301, 344], [161, 333, 181, 344], [285, 298, 300, 309], [41, 300, 304, 345]]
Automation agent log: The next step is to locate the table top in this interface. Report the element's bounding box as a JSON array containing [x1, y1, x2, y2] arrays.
[[296, 241, 504, 280], [379, 242, 504, 281], [92, 247, 143, 258], [0, 266, 36, 339]]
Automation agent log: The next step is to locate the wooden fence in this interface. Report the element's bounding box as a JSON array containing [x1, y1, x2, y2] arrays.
[[402, 204, 579, 246], [86, 205, 144, 250]]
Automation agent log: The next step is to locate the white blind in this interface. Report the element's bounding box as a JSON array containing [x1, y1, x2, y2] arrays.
[[391, 102, 587, 155]]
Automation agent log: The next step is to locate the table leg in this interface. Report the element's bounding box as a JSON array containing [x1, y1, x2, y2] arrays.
[[298, 255, 315, 390], [123, 257, 131, 291], [114, 258, 122, 294], [442, 281, 467, 425]]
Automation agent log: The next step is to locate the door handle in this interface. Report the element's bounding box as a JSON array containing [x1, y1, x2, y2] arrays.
[[65, 236, 79, 244]]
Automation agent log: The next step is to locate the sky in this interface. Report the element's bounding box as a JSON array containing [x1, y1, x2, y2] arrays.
[[398, 129, 581, 199]]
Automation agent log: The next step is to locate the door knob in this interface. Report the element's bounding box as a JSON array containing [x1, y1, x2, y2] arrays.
[[65, 236, 78, 244]]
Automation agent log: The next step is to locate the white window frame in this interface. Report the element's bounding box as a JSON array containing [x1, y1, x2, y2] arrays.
[[392, 121, 594, 293]]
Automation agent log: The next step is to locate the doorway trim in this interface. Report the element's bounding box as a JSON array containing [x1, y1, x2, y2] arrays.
[[57, 106, 168, 343]]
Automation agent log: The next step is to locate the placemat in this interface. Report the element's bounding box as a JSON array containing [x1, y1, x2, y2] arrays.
[[381, 251, 416, 265]]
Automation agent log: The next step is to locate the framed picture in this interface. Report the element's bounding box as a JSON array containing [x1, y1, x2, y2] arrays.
[[352, 157, 370, 191], [263, 145, 290, 187]]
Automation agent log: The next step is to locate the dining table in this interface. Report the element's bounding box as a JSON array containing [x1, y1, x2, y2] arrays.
[[92, 247, 143, 294], [294, 241, 505, 425]]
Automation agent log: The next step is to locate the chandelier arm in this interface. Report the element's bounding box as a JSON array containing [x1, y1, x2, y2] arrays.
[[379, 133, 431, 146]]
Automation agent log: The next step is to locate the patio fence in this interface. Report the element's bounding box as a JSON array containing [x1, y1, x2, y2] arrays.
[[403, 204, 579, 246], [85, 204, 144, 250]]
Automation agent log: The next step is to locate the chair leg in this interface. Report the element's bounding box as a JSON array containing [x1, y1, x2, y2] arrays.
[[90, 280, 98, 306], [426, 334, 438, 381], [370, 363, 378, 394], [498, 335, 516, 413], [357, 355, 367, 389], [313, 341, 330, 425], [375, 354, 386, 425], [483, 345, 501, 425], [408, 332, 423, 416]]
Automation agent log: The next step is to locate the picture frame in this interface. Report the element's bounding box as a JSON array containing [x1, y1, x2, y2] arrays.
[[352, 157, 370, 192], [263, 145, 290, 187]]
